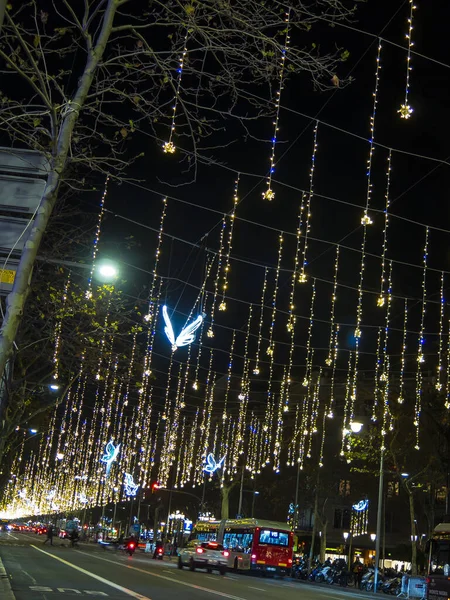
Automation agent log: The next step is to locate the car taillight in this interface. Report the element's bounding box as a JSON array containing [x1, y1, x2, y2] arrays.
[[288, 558, 293, 564], [196, 547, 204, 554], [251, 554, 256, 559], [223, 551, 229, 557]]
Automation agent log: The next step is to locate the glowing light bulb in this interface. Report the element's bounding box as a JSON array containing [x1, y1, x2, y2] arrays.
[[163, 141, 176, 153]]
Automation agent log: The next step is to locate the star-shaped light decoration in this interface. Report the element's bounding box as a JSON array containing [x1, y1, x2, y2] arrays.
[[262, 188, 275, 201], [398, 104, 413, 119], [298, 272, 307, 283], [361, 214, 373, 226], [218, 302, 227, 312], [206, 328, 214, 338], [354, 327, 362, 339], [163, 141, 176, 154], [377, 296, 385, 307]]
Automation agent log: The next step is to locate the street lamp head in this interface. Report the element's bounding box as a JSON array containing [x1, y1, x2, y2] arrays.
[[96, 261, 119, 281], [350, 421, 363, 434], [370, 533, 376, 542], [49, 383, 60, 391], [343, 531, 349, 540], [254, 491, 260, 495], [401, 473, 409, 478], [29, 429, 38, 434]]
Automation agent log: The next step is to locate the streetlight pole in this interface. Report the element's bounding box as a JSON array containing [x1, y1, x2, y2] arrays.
[[373, 448, 384, 592]]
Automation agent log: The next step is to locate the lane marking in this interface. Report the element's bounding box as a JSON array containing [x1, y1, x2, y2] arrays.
[[248, 587, 266, 592], [30, 545, 151, 600], [75, 550, 249, 600]]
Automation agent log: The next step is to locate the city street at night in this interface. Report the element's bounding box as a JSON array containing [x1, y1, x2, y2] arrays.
[[0, 532, 370, 600]]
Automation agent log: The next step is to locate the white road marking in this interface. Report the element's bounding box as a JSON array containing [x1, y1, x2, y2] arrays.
[[30, 545, 151, 600], [7, 533, 19, 540], [163, 570, 176, 574], [248, 586, 266, 592], [76, 551, 250, 600]]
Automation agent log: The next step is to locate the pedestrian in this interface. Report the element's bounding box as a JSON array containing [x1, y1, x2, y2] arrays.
[[43, 524, 54, 545], [70, 529, 79, 548], [352, 558, 364, 589]]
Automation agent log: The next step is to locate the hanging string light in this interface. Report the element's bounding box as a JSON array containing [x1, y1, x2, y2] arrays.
[[436, 272, 445, 392], [207, 219, 226, 337], [266, 233, 283, 357], [361, 41, 381, 227], [326, 246, 340, 365], [262, 9, 291, 201], [86, 176, 109, 298], [303, 279, 316, 387], [378, 150, 392, 307], [398, 299, 408, 404], [327, 325, 339, 418], [446, 319, 450, 410], [415, 227, 429, 450], [288, 192, 306, 330], [298, 122, 318, 283], [253, 268, 268, 375], [398, 1, 416, 119], [380, 261, 393, 445], [163, 33, 188, 153], [52, 273, 71, 383], [340, 351, 354, 457], [219, 177, 239, 311]]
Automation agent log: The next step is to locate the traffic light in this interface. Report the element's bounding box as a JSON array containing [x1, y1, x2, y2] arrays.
[[151, 482, 160, 494]]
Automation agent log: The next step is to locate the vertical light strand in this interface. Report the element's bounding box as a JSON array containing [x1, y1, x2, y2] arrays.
[[266, 233, 283, 357], [361, 41, 381, 227], [86, 176, 109, 298], [163, 33, 188, 153], [207, 219, 226, 338], [380, 260, 393, 448], [273, 369, 286, 474], [222, 330, 236, 433], [377, 150, 392, 307], [219, 176, 239, 311], [253, 268, 268, 375], [340, 350, 354, 456], [302, 279, 316, 387], [415, 227, 429, 450], [398, 1, 416, 119], [144, 197, 167, 324], [436, 272, 445, 392], [298, 122, 318, 283], [326, 246, 340, 366], [397, 299, 408, 405], [353, 42, 382, 413], [445, 319, 450, 409], [288, 192, 306, 330], [52, 273, 70, 384], [327, 325, 339, 418], [262, 9, 290, 201]]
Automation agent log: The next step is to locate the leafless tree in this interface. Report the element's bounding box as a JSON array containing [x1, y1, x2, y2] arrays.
[[0, 0, 359, 401]]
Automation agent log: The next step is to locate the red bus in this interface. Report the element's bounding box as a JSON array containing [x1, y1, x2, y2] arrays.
[[192, 518, 293, 576]]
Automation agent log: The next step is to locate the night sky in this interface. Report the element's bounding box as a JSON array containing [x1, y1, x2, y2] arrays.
[[85, 0, 450, 417]]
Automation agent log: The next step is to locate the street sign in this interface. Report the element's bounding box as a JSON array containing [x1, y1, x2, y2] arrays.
[[129, 523, 140, 535], [0, 147, 49, 176], [0, 174, 46, 214], [0, 258, 18, 296], [0, 217, 29, 254]]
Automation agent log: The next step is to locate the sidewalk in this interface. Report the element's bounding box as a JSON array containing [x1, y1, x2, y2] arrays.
[[0, 555, 15, 600]]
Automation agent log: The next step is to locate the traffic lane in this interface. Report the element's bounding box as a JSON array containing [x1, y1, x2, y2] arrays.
[[70, 548, 371, 600], [0, 543, 145, 599]]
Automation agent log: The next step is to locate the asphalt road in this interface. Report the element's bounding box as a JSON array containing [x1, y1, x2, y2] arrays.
[[0, 531, 371, 600]]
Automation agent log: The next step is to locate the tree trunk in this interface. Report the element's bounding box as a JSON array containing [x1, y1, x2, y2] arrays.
[[408, 488, 418, 575], [0, 0, 121, 386], [221, 484, 231, 519], [308, 486, 319, 568], [320, 519, 328, 562]]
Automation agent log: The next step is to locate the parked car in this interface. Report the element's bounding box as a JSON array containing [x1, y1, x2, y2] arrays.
[[178, 540, 229, 575]]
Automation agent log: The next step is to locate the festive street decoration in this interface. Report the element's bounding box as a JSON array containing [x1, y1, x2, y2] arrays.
[[100, 440, 120, 477], [203, 453, 225, 475], [398, 1, 416, 119], [124, 473, 139, 497], [162, 305, 203, 351]]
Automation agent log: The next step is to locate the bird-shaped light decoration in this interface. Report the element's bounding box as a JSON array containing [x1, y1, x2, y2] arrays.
[[352, 499, 369, 512], [124, 473, 139, 497], [78, 492, 89, 504], [203, 453, 225, 474], [100, 440, 120, 477], [162, 305, 203, 352]]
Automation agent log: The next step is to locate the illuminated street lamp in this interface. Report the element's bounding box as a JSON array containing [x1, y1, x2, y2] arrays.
[[350, 421, 363, 434], [370, 533, 376, 542], [49, 383, 60, 391], [95, 261, 119, 282]]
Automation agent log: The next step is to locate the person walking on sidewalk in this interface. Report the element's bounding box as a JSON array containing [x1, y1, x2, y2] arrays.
[[43, 525, 54, 546]]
